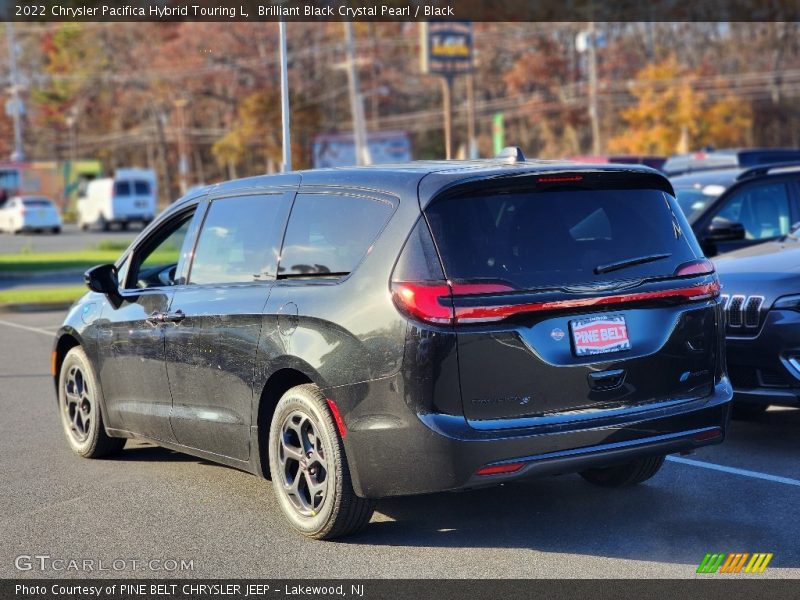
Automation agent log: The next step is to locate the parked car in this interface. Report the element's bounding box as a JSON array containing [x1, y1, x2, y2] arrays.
[[714, 234, 800, 418], [663, 148, 800, 176], [569, 154, 667, 171], [54, 158, 731, 539], [671, 163, 800, 257], [0, 195, 61, 234], [77, 168, 156, 231]]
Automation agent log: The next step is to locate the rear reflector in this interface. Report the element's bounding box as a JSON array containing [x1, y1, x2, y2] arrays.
[[692, 427, 723, 442], [326, 399, 347, 439], [475, 462, 525, 476]]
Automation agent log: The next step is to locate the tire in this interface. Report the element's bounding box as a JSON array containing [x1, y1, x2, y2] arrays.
[[732, 403, 768, 421], [57, 347, 126, 458], [268, 384, 374, 540], [580, 455, 666, 488], [51, 226, 61, 234], [120, 221, 129, 231]]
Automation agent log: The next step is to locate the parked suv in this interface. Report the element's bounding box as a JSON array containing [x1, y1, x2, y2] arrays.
[[54, 160, 731, 539], [714, 234, 800, 418], [664, 148, 800, 176], [671, 164, 800, 256]]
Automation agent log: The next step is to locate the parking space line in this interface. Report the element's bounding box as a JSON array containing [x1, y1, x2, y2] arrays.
[[667, 455, 800, 488], [0, 318, 55, 337]]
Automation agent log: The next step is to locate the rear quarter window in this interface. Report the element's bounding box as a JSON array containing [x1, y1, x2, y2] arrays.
[[425, 187, 702, 290], [279, 193, 393, 277]]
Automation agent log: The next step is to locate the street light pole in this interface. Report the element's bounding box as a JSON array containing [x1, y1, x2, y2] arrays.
[[343, 21, 371, 166], [279, 20, 291, 172], [5, 21, 24, 162], [174, 98, 189, 195]]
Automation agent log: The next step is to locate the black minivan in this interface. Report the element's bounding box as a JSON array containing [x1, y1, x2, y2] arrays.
[[54, 159, 732, 539]]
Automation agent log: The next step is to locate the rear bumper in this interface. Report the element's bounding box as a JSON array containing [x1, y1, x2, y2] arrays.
[[337, 377, 732, 498]]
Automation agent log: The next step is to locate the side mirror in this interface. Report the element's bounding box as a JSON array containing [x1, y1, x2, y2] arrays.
[[84, 264, 122, 308], [706, 219, 745, 242]]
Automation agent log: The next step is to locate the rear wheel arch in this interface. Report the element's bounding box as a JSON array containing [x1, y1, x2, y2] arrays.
[[255, 368, 315, 478]]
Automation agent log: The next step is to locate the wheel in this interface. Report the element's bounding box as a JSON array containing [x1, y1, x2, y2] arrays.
[[119, 221, 129, 231], [732, 403, 768, 420], [268, 384, 374, 540], [51, 226, 61, 234], [580, 455, 666, 488], [99, 215, 110, 232], [58, 347, 126, 458], [79, 222, 89, 231]]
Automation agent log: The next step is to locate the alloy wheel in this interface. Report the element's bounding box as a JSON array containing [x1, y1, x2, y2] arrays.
[[277, 411, 329, 516], [63, 365, 93, 443]]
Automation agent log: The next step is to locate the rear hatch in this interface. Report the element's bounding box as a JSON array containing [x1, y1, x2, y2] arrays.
[[416, 171, 721, 426], [113, 179, 154, 218]]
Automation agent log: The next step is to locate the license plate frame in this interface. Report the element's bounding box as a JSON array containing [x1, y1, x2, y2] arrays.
[[569, 315, 631, 357]]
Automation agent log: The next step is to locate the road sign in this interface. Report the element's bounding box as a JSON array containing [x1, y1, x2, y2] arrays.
[[420, 21, 474, 76]]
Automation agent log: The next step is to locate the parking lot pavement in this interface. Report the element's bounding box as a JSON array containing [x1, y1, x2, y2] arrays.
[[1, 311, 798, 579], [0, 223, 137, 255]]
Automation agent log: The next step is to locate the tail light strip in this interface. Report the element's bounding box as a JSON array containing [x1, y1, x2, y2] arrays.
[[392, 279, 720, 325]]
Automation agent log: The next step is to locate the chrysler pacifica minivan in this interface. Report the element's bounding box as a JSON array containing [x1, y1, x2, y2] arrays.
[[54, 158, 732, 539]]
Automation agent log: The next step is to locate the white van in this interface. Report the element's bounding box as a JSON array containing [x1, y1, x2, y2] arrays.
[[77, 168, 157, 231]]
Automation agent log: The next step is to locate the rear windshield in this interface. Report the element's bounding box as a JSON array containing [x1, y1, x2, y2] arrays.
[[115, 181, 131, 196], [134, 180, 151, 195], [425, 188, 702, 290], [22, 198, 53, 208]]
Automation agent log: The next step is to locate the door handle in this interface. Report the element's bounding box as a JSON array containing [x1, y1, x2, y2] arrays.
[[146, 311, 165, 325], [162, 310, 185, 323]]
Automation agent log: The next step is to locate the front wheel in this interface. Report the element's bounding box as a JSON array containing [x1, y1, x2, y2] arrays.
[[58, 347, 126, 458], [580, 455, 665, 488], [268, 384, 374, 540]]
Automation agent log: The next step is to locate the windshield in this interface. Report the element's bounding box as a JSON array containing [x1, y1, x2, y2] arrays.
[[425, 188, 703, 291], [674, 186, 724, 222]]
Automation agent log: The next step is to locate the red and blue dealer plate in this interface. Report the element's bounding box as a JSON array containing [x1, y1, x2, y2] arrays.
[[569, 315, 631, 356]]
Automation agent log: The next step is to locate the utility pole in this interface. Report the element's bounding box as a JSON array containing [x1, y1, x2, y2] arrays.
[[441, 76, 453, 160], [587, 21, 601, 155], [466, 73, 477, 159], [174, 98, 189, 195], [5, 21, 24, 161], [279, 20, 291, 172], [343, 22, 371, 166]]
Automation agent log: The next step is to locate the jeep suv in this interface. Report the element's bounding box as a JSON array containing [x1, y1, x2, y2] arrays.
[[54, 160, 732, 539]]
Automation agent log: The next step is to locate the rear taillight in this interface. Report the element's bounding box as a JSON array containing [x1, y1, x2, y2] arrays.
[[674, 259, 714, 277], [392, 279, 720, 325], [391, 282, 453, 325]]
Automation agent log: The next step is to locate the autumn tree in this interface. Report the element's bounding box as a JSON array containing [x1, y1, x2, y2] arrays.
[[609, 55, 752, 155]]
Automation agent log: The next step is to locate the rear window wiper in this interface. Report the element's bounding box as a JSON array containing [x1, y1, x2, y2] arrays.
[[594, 253, 672, 275]]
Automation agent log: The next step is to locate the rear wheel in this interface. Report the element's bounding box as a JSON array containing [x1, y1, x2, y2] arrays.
[[58, 347, 126, 458], [732, 403, 768, 420], [580, 455, 665, 488], [51, 226, 61, 234], [268, 384, 374, 540]]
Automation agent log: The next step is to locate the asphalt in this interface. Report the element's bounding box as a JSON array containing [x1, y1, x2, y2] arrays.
[[1, 310, 799, 579]]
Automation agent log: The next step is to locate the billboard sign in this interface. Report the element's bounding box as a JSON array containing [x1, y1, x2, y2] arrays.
[[420, 21, 474, 76]]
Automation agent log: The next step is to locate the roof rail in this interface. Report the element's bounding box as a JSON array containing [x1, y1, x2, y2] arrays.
[[736, 161, 800, 181], [495, 146, 526, 163]]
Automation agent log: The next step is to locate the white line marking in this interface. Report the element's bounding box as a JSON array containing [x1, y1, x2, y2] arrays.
[[667, 455, 800, 488], [0, 318, 55, 337]]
